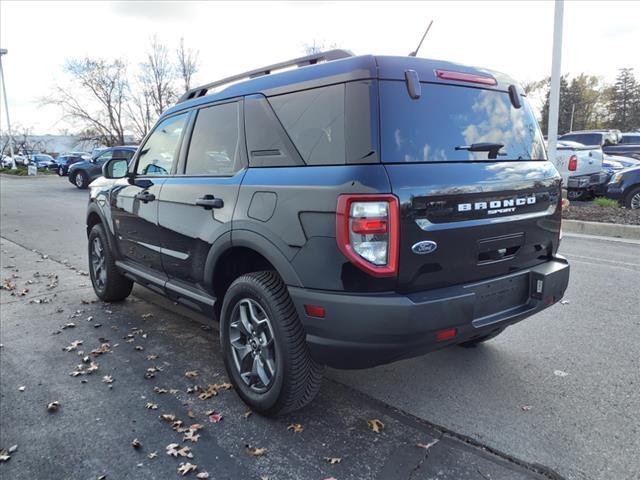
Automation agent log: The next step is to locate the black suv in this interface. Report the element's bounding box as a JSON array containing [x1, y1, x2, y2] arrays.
[[86, 51, 570, 415]]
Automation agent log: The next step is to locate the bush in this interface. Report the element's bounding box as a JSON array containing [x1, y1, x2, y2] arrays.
[[592, 197, 619, 208]]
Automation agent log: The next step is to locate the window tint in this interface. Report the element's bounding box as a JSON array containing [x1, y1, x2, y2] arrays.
[[113, 149, 134, 161], [137, 113, 188, 176], [620, 135, 640, 144], [185, 102, 241, 176], [269, 84, 346, 165], [380, 81, 546, 162]]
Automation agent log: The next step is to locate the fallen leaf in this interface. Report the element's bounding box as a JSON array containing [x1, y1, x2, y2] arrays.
[[141, 313, 153, 319], [135, 345, 144, 351], [61, 323, 76, 329], [63, 340, 83, 352], [91, 343, 111, 356], [196, 473, 210, 479], [560, 300, 570, 305], [554, 370, 569, 377], [324, 457, 342, 464], [178, 462, 197, 476], [183, 430, 200, 443], [0, 449, 9, 462], [173, 420, 186, 431], [131, 438, 142, 449], [208, 413, 223, 423], [145, 402, 158, 410], [246, 445, 266, 457], [102, 375, 114, 384], [185, 370, 199, 379], [521, 405, 533, 411], [367, 418, 384, 433], [147, 451, 157, 459], [166, 443, 193, 458], [153, 387, 168, 394], [242, 410, 252, 419], [287, 423, 304, 433], [8, 445, 17, 453], [187, 410, 195, 418], [160, 414, 177, 422], [18, 386, 25, 392], [47, 401, 60, 412], [146, 354, 159, 360]]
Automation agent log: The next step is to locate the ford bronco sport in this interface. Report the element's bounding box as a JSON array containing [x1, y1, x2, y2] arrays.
[[86, 50, 570, 415]]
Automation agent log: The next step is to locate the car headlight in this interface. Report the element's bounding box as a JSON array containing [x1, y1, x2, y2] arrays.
[[610, 172, 623, 184]]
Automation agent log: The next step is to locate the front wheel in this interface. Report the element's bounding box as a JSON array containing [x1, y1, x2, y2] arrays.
[[58, 166, 65, 176], [88, 224, 133, 302], [624, 186, 640, 209], [74, 171, 88, 189], [220, 271, 323, 416]]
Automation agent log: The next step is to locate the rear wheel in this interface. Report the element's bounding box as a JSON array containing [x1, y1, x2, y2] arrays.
[[58, 166, 65, 176], [624, 186, 640, 209], [88, 224, 133, 302], [567, 189, 590, 201], [74, 171, 88, 189], [220, 271, 323, 416], [458, 327, 505, 348]]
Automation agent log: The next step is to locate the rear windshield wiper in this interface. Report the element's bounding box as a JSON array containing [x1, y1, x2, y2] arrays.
[[455, 143, 506, 159]]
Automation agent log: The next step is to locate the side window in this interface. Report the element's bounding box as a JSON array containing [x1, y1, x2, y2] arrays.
[[268, 84, 345, 165], [185, 102, 241, 176], [136, 113, 188, 176], [95, 151, 113, 164], [113, 149, 134, 161]]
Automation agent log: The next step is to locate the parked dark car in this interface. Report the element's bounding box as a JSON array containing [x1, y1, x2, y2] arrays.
[[607, 165, 640, 209], [55, 153, 89, 176], [559, 131, 617, 147], [86, 50, 569, 415], [27, 154, 57, 170], [68, 147, 136, 188], [602, 133, 640, 160]]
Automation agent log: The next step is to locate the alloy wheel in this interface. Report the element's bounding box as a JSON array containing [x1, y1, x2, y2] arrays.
[[228, 298, 277, 393], [90, 236, 106, 290], [631, 192, 640, 209], [75, 173, 84, 187], [58, 167, 64, 176]]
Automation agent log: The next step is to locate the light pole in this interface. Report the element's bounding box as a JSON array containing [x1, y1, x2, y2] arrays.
[[546, 0, 564, 175], [0, 48, 16, 168]]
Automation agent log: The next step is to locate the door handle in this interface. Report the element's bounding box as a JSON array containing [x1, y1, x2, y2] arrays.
[[135, 191, 156, 203], [195, 195, 224, 209]]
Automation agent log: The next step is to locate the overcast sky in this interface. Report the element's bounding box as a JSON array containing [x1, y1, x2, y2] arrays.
[[1, 0, 639, 134]]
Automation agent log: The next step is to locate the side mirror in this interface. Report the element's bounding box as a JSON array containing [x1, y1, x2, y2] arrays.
[[103, 158, 129, 179]]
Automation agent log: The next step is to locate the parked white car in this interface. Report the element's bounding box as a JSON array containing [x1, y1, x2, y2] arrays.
[[552, 141, 606, 200]]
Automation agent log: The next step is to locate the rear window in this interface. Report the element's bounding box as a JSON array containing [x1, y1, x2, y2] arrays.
[[380, 81, 546, 162], [559, 133, 601, 146], [620, 135, 640, 144]]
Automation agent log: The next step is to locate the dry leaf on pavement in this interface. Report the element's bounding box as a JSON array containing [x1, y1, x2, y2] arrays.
[[18, 386, 25, 392], [102, 375, 114, 384], [287, 423, 304, 433], [141, 313, 153, 319], [63, 340, 83, 352], [183, 430, 200, 443], [185, 370, 199, 379], [47, 401, 60, 412], [242, 410, 252, 419], [160, 414, 177, 422], [131, 438, 142, 449], [367, 419, 384, 433], [145, 402, 158, 410], [416, 439, 439, 450], [148, 451, 157, 459], [146, 354, 159, 360], [208, 412, 223, 423], [153, 387, 168, 394], [324, 457, 342, 464], [521, 405, 533, 411], [246, 445, 266, 457], [166, 443, 193, 458], [196, 473, 209, 479], [178, 462, 197, 476]]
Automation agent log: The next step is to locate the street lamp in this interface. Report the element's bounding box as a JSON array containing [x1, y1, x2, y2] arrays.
[[0, 48, 16, 168]]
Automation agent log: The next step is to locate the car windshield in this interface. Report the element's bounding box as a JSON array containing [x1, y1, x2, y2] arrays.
[[379, 81, 546, 162]]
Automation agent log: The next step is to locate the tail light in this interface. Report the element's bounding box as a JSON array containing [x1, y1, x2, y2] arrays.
[[435, 69, 497, 86], [568, 155, 578, 171], [336, 194, 399, 277]]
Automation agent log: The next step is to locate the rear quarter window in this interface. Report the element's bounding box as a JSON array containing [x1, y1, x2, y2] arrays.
[[380, 81, 546, 162]]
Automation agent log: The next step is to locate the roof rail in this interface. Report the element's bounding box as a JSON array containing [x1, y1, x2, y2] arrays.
[[176, 49, 354, 104]]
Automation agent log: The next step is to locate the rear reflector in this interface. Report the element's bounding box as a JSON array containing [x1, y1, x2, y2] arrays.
[[435, 328, 457, 342], [435, 69, 497, 86], [304, 304, 326, 318]]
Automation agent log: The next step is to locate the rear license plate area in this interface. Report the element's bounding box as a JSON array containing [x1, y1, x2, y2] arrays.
[[471, 273, 529, 319]]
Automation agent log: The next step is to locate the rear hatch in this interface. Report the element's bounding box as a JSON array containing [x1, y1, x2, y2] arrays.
[[378, 75, 562, 294]]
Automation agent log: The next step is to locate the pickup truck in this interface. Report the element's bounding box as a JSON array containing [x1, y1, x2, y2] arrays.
[[553, 140, 605, 200], [602, 133, 640, 160]]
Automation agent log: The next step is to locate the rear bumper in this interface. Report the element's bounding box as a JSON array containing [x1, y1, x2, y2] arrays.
[[567, 172, 609, 191], [289, 256, 570, 369]]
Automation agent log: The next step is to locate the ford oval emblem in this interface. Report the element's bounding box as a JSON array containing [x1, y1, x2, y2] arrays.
[[412, 240, 438, 255]]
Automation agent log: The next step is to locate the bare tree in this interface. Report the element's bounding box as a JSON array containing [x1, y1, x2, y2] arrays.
[[126, 79, 154, 141], [141, 36, 177, 116], [43, 58, 128, 146], [303, 40, 337, 55], [176, 37, 199, 93]]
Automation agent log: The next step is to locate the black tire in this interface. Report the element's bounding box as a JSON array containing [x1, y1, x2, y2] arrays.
[[74, 171, 88, 189], [88, 224, 133, 302], [458, 327, 505, 348], [220, 271, 323, 416], [623, 186, 640, 209]]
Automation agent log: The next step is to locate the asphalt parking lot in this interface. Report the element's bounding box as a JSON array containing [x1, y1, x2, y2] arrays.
[[1, 175, 639, 480]]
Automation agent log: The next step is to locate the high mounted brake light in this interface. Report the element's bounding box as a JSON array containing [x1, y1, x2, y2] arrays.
[[336, 194, 399, 277], [435, 69, 497, 86]]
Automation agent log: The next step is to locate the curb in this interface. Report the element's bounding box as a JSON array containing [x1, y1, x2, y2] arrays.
[[563, 219, 640, 240]]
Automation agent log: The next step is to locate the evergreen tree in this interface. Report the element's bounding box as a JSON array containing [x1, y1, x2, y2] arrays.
[[608, 68, 640, 131]]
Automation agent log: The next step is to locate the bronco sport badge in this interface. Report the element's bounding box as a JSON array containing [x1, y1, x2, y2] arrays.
[[457, 195, 536, 215]]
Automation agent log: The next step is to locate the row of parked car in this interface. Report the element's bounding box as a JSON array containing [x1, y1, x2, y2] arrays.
[[552, 129, 640, 208], [1, 147, 137, 188]]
